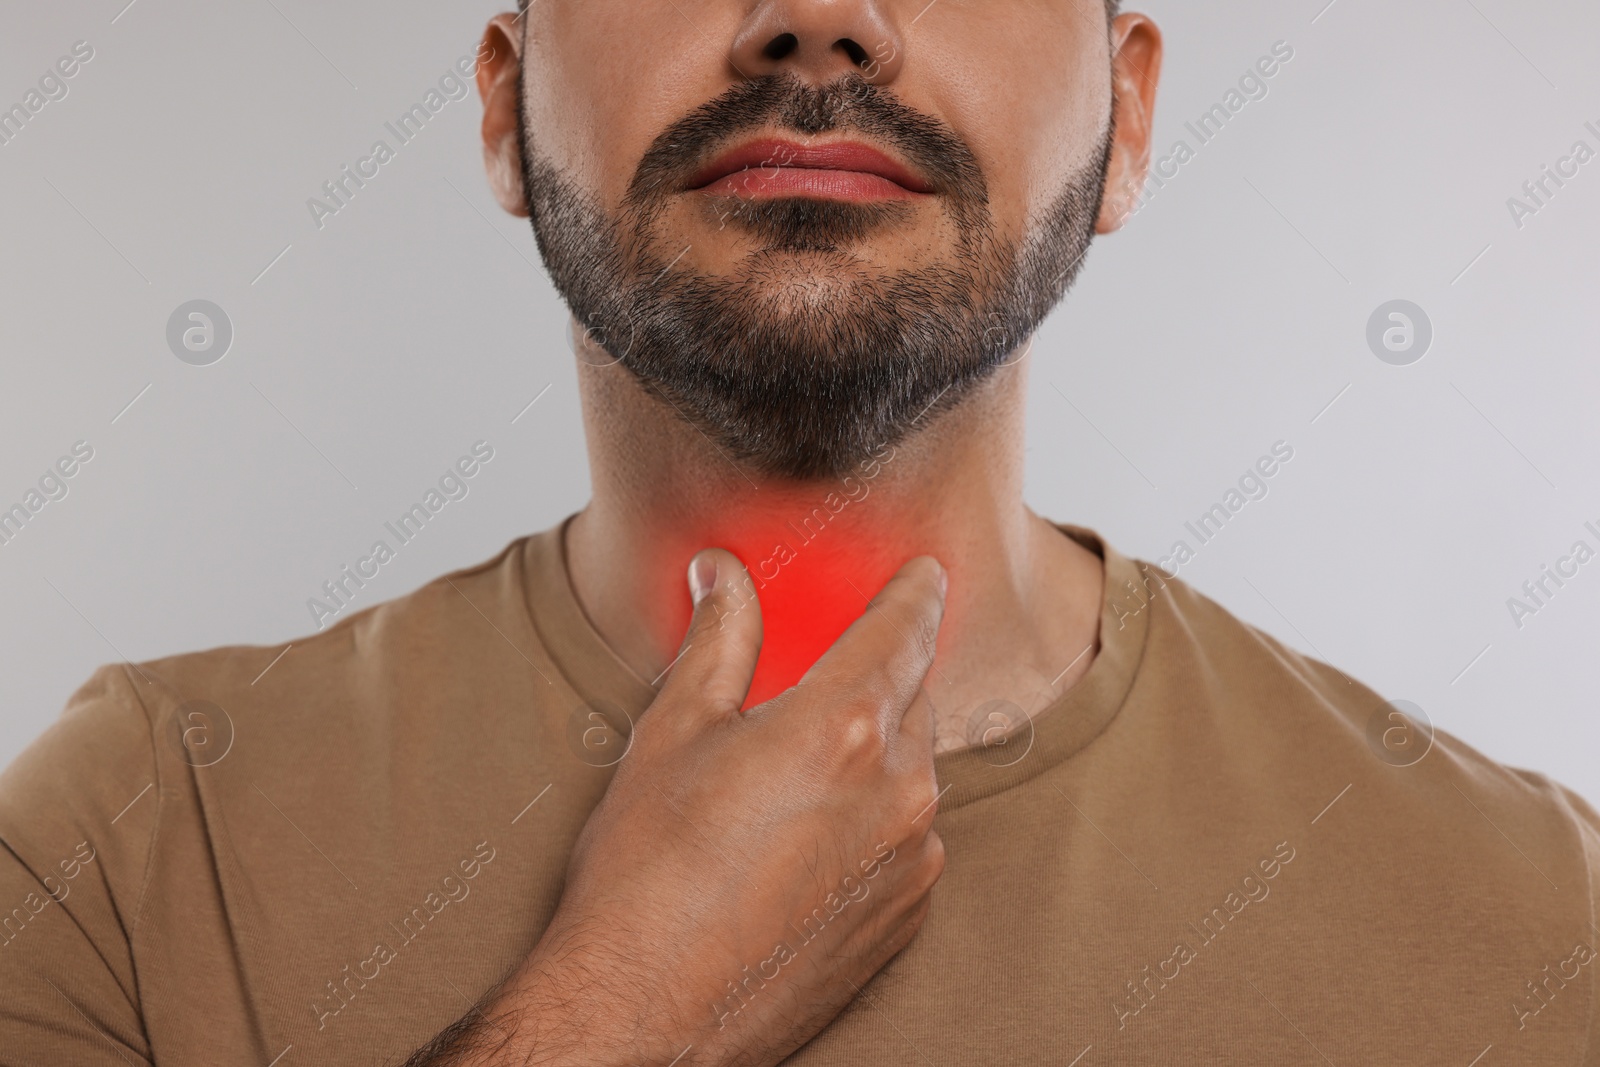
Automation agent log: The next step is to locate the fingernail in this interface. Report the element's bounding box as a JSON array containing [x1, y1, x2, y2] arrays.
[[936, 563, 949, 599], [689, 553, 718, 606]]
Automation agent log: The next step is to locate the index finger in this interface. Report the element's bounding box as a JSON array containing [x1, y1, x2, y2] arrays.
[[792, 556, 947, 734]]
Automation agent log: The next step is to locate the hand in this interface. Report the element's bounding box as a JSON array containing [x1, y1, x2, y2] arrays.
[[486, 550, 949, 1067]]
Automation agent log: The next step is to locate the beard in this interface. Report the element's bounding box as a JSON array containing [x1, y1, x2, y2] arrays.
[[518, 72, 1113, 481]]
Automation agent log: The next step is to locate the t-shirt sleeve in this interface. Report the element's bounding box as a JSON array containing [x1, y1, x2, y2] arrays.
[[0, 664, 158, 1066], [1546, 781, 1600, 1066]]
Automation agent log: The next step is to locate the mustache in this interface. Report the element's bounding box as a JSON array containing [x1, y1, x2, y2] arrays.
[[624, 73, 989, 215]]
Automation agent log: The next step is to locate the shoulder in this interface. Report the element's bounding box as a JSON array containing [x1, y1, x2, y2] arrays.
[[1126, 557, 1599, 897], [150, 533, 541, 701], [0, 531, 565, 1057], [0, 532, 553, 853], [128, 533, 553, 740], [1084, 548, 1600, 1058]]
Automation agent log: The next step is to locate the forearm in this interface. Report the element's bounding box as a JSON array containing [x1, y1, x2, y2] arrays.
[[400, 947, 704, 1067]]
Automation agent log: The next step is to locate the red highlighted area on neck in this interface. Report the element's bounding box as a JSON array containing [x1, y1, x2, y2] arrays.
[[684, 445, 904, 708]]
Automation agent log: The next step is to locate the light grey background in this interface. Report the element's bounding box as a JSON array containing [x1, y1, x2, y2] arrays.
[[2, 0, 1596, 800]]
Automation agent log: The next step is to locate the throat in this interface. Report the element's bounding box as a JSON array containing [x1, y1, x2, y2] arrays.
[[564, 352, 1105, 739], [713, 512, 912, 707], [569, 459, 952, 702]]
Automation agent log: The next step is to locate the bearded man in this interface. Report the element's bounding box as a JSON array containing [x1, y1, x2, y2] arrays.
[[1, 3, 1596, 1065]]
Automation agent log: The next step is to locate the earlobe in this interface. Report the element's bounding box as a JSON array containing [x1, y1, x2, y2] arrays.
[[1096, 106, 1145, 235], [478, 14, 531, 218], [1095, 13, 1163, 235]]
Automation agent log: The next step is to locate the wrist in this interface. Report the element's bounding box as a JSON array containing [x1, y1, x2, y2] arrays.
[[503, 926, 704, 1067]]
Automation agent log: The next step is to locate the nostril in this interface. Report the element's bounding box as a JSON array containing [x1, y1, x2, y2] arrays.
[[763, 33, 799, 61], [835, 38, 871, 69]]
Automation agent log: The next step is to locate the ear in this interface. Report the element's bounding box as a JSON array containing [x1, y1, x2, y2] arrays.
[[478, 13, 530, 218], [1096, 12, 1163, 234]]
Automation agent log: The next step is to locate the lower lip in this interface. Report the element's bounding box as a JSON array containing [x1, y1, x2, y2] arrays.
[[697, 168, 926, 202]]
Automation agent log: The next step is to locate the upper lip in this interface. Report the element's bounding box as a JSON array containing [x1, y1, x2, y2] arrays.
[[686, 137, 936, 194]]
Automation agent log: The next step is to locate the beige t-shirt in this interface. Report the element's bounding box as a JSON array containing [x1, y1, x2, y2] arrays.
[[1, 522, 1596, 1066]]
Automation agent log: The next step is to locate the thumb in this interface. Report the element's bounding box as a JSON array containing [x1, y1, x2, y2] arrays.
[[651, 548, 765, 722]]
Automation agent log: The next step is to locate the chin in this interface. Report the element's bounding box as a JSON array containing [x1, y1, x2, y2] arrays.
[[733, 242, 866, 279], [726, 254, 884, 323]]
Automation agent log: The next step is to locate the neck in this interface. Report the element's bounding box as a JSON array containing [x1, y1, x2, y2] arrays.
[[564, 324, 1105, 749]]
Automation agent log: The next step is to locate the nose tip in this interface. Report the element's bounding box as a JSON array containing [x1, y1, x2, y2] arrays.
[[730, 0, 905, 86]]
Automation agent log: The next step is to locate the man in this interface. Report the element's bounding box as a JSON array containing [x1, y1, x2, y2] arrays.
[[1, 1, 1596, 1064]]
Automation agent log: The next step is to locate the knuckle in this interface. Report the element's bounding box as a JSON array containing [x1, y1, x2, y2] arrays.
[[820, 709, 888, 767], [850, 658, 905, 704], [894, 777, 937, 825], [922, 832, 947, 880], [838, 652, 915, 710], [904, 837, 945, 899]]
